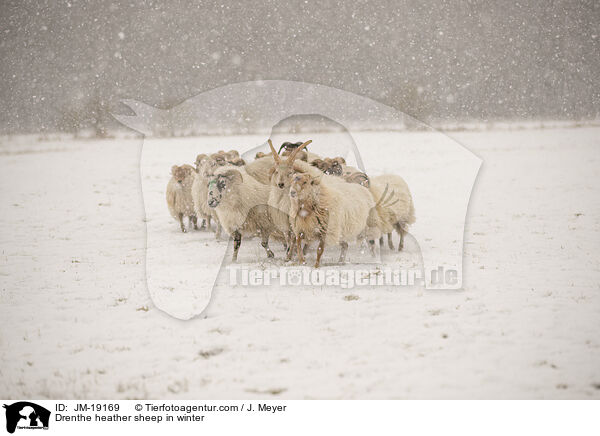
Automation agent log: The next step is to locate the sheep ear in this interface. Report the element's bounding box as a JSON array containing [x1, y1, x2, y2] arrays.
[[171, 165, 178, 175]]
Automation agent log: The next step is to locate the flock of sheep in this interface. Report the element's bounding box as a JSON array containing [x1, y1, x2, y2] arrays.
[[166, 140, 415, 268]]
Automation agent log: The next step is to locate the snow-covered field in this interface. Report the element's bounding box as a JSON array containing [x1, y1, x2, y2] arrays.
[[1, 126, 599, 399]]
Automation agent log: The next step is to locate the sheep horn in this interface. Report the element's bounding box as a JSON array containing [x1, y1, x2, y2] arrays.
[[287, 140, 312, 164], [268, 139, 281, 163]]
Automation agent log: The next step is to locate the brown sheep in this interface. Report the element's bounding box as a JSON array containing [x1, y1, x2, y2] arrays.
[[166, 164, 198, 232]]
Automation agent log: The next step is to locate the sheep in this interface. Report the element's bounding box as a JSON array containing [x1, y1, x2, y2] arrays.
[[195, 153, 208, 172], [225, 149, 239, 159], [266, 139, 320, 260], [311, 156, 362, 178], [207, 165, 284, 261], [339, 171, 415, 250], [166, 164, 198, 232], [221, 150, 246, 166], [288, 171, 381, 268], [342, 171, 370, 188], [369, 174, 415, 251], [243, 155, 277, 185], [191, 155, 224, 238]]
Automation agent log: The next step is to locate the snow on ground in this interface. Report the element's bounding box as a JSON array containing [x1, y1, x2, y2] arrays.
[[0, 126, 599, 399]]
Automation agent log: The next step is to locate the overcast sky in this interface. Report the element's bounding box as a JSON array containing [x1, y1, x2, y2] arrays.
[[0, 0, 598, 133]]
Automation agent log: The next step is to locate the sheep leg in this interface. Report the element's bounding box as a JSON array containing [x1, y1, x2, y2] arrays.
[[232, 231, 242, 262], [394, 223, 405, 251], [215, 221, 222, 240], [191, 215, 199, 230], [285, 231, 295, 261], [296, 234, 306, 265], [379, 236, 384, 248], [303, 241, 310, 255], [178, 213, 186, 233], [338, 241, 349, 263], [206, 216, 211, 230], [368, 239, 377, 257], [315, 238, 325, 268], [387, 233, 394, 250], [261, 234, 275, 258], [200, 218, 207, 229]]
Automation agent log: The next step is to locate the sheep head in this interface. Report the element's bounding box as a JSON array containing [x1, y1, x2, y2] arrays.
[[171, 164, 195, 187], [323, 157, 345, 176], [310, 159, 329, 172], [267, 139, 312, 189], [225, 150, 240, 160], [289, 172, 320, 202], [207, 169, 243, 208], [195, 154, 208, 172], [343, 171, 370, 188]]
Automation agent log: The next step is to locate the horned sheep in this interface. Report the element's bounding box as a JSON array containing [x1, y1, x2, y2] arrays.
[[266, 139, 319, 260]]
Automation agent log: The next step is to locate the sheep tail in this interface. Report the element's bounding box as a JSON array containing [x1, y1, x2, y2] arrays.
[[375, 184, 399, 209]]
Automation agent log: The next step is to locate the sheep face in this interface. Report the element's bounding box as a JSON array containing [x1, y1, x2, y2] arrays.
[[289, 173, 319, 201], [323, 157, 345, 176], [207, 169, 243, 208], [344, 171, 370, 188], [310, 159, 329, 172], [210, 153, 228, 166], [171, 165, 195, 187], [270, 162, 295, 190]]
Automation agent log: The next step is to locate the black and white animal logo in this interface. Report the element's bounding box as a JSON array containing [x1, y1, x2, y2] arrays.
[[3, 402, 50, 434]]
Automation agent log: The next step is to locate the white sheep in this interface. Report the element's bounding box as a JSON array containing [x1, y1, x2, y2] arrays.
[[311, 156, 362, 178], [341, 171, 415, 250], [191, 155, 223, 238], [166, 164, 198, 233], [288, 171, 381, 268], [207, 165, 284, 261], [369, 174, 416, 251], [244, 155, 277, 185]]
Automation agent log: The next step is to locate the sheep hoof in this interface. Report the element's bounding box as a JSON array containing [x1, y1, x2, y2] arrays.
[[181, 228, 187, 233], [266, 250, 275, 258], [314, 262, 320, 268]]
